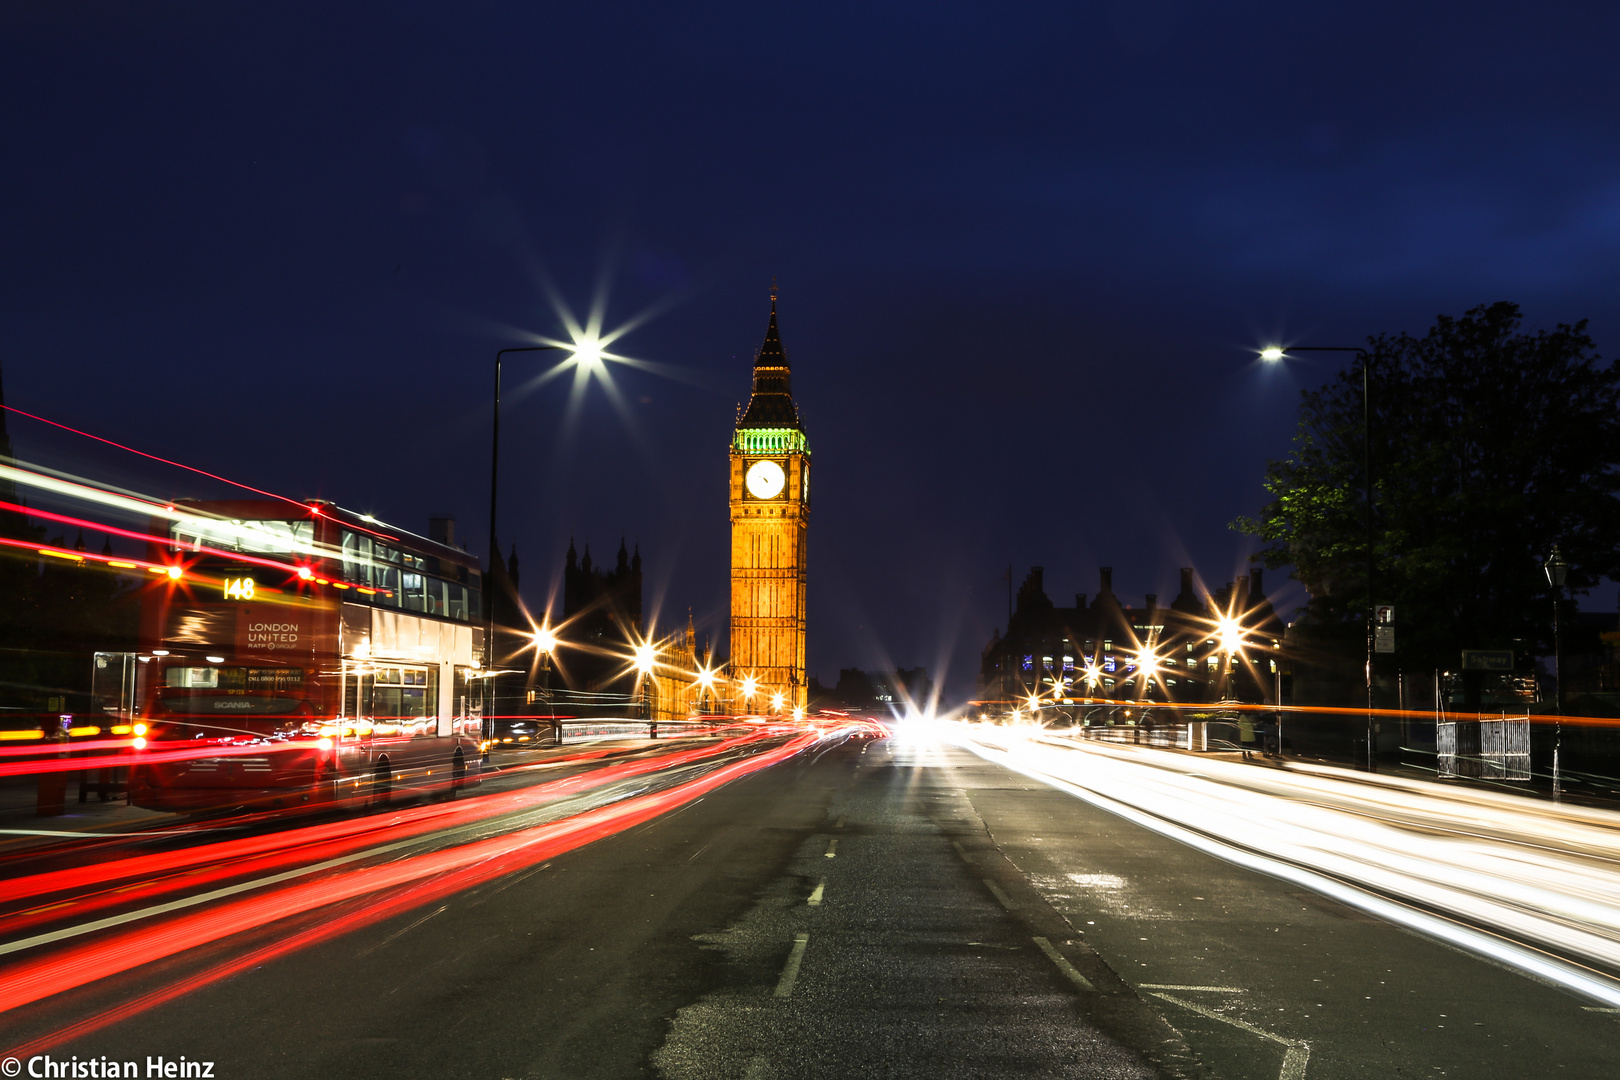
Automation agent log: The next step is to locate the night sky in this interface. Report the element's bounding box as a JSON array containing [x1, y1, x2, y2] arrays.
[[4, 3, 1618, 697]]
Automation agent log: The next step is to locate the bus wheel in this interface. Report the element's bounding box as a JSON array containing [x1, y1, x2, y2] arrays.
[[448, 751, 466, 800], [367, 760, 392, 811]]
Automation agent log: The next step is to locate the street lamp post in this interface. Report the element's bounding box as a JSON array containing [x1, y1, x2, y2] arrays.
[[1544, 545, 1568, 801], [1261, 345, 1380, 772], [485, 345, 568, 757], [634, 641, 657, 724], [532, 624, 558, 741]]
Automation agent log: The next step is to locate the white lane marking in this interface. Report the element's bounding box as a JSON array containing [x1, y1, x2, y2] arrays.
[[834, 815, 846, 829], [807, 881, 825, 907], [359, 904, 448, 956], [1033, 935, 1096, 991], [774, 932, 810, 997], [1139, 984, 1247, 993], [687, 842, 712, 862], [1583, 1006, 1620, 1013], [983, 879, 1013, 910], [1151, 992, 1310, 1080], [823, 838, 838, 858], [0, 831, 432, 958]]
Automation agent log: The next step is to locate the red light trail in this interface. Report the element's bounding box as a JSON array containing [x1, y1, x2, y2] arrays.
[[0, 726, 839, 1050], [0, 729, 778, 910]]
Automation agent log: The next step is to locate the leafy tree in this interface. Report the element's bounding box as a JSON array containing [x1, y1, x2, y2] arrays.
[[1234, 301, 1620, 673]]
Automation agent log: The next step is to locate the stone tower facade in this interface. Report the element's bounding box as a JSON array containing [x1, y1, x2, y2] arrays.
[[729, 291, 810, 711]]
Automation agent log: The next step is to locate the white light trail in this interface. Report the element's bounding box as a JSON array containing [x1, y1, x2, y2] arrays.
[[955, 725, 1620, 1006]]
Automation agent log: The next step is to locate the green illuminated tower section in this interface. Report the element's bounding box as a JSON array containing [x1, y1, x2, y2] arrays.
[[729, 292, 809, 711]]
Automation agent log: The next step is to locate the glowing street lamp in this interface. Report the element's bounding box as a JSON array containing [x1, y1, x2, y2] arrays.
[[740, 674, 758, 706], [694, 664, 719, 716], [634, 641, 658, 677], [630, 640, 659, 723], [1134, 647, 1161, 686], [770, 690, 786, 713], [529, 623, 560, 714]]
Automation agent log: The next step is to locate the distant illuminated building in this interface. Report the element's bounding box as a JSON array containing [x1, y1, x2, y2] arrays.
[[729, 288, 810, 710], [979, 565, 1283, 709]]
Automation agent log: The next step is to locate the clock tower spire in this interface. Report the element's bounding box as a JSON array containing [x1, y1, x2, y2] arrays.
[[729, 288, 810, 712]]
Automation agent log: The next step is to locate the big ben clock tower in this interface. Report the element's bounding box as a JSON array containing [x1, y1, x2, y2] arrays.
[[730, 289, 810, 711]]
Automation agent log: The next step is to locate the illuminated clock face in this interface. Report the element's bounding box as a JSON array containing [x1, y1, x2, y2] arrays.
[[745, 459, 786, 499]]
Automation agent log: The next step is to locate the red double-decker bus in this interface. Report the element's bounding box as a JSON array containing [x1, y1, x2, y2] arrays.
[[129, 499, 485, 812]]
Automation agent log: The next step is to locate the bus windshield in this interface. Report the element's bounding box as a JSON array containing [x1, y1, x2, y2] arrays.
[[170, 517, 317, 557]]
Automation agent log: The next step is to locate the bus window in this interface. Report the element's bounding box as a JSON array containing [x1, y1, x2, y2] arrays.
[[170, 518, 315, 557], [342, 666, 358, 721], [425, 578, 450, 616], [341, 530, 373, 586], [401, 572, 426, 612], [455, 666, 483, 738], [468, 588, 481, 622], [372, 666, 434, 736], [166, 667, 219, 689], [446, 583, 467, 621], [165, 666, 302, 691], [372, 544, 401, 603]]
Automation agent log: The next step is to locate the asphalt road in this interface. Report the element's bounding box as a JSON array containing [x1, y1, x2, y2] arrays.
[[3, 731, 1617, 1079]]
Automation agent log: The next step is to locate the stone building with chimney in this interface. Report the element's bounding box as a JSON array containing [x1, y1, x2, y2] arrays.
[[980, 565, 1283, 711]]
